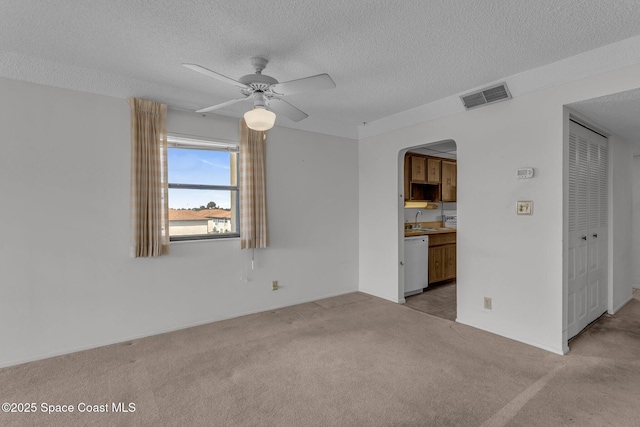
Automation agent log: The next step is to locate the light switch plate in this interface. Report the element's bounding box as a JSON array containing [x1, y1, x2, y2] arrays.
[[517, 201, 533, 215]]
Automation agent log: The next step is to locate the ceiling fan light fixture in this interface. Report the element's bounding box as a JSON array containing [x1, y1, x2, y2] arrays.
[[184, 57, 335, 126], [244, 107, 276, 131]]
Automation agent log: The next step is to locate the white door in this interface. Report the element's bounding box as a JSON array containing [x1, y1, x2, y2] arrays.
[[567, 121, 608, 339]]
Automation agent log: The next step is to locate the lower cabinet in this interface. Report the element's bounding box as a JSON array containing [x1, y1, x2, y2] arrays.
[[443, 244, 456, 279], [428, 233, 456, 284]]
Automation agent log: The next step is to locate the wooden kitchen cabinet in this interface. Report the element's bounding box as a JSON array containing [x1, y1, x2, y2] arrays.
[[441, 160, 457, 202], [407, 154, 439, 202], [410, 182, 440, 202], [411, 156, 427, 182], [428, 232, 456, 284], [443, 244, 456, 278], [405, 153, 455, 203], [427, 158, 441, 184], [429, 246, 445, 283]]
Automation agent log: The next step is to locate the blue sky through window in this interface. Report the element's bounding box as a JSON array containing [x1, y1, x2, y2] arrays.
[[168, 148, 234, 209]]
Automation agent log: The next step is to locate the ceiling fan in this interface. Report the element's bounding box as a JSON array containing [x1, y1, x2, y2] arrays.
[[183, 57, 336, 131]]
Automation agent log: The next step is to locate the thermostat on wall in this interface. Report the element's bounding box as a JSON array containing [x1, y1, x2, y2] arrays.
[[517, 167, 534, 179]]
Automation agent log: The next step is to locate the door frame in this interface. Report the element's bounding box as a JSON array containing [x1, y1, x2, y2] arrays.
[[397, 139, 457, 304], [562, 109, 612, 352]]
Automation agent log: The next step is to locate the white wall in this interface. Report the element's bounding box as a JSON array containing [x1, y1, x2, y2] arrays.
[[608, 134, 635, 312], [0, 77, 359, 368], [359, 63, 640, 355], [634, 155, 640, 288]]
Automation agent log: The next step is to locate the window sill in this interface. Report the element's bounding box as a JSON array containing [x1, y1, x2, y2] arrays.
[[170, 234, 240, 244]]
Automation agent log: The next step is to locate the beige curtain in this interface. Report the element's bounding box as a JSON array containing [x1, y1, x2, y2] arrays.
[[129, 98, 169, 257], [239, 119, 268, 249]]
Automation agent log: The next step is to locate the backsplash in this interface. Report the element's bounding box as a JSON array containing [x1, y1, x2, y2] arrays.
[[404, 203, 457, 225]]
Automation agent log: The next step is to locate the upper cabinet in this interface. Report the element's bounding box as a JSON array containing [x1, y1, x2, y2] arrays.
[[441, 160, 457, 202], [411, 156, 427, 182], [427, 158, 441, 184], [405, 153, 456, 203]]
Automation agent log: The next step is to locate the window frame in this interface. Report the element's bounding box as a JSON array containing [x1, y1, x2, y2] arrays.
[[167, 135, 240, 242]]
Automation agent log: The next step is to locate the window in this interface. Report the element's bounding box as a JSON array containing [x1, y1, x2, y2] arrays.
[[167, 135, 239, 241]]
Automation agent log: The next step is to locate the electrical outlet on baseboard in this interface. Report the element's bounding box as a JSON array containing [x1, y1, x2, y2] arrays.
[[484, 297, 492, 310]]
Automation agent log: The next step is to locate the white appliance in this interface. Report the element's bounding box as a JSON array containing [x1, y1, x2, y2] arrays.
[[404, 235, 429, 296]]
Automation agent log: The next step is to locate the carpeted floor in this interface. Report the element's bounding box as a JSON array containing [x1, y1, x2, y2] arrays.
[[1, 290, 639, 426]]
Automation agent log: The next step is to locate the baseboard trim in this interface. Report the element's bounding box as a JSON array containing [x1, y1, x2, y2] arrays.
[[455, 316, 565, 356], [0, 288, 359, 369], [612, 293, 634, 314], [358, 287, 402, 303]]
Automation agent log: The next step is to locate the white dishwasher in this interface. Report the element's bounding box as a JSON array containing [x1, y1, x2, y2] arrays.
[[404, 235, 429, 297]]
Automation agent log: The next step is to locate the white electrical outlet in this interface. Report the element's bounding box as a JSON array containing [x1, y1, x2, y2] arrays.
[[272, 280, 278, 291], [484, 297, 492, 310]]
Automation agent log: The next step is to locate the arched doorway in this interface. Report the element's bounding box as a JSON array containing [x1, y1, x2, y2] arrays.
[[399, 140, 458, 321]]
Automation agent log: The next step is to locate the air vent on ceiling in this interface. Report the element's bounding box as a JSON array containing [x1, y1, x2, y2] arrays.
[[460, 83, 511, 110]]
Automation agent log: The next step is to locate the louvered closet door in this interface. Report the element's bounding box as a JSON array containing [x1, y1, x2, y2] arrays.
[[567, 121, 608, 339]]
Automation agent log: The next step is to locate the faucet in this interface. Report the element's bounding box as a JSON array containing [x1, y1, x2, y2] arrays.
[[414, 210, 423, 228]]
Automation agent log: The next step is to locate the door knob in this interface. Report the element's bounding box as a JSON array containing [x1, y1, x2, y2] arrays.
[[581, 236, 587, 241], [593, 233, 598, 238]]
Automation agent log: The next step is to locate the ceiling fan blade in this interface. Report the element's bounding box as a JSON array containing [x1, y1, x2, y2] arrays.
[[196, 97, 249, 113], [183, 63, 249, 89], [268, 99, 308, 122], [271, 74, 335, 96]]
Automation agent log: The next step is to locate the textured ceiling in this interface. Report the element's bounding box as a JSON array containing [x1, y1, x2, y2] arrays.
[[2, 0, 640, 139], [569, 88, 640, 154]]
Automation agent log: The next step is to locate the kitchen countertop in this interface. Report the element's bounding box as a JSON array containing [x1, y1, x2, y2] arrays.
[[404, 227, 457, 237]]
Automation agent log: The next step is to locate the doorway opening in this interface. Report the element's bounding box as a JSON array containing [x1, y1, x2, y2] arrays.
[[564, 89, 640, 352], [566, 118, 609, 340], [399, 140, 458, 321], [404, 281, 457, 321]]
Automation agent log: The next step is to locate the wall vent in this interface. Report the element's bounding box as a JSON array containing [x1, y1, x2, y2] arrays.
[[460, 83, 511, 110]]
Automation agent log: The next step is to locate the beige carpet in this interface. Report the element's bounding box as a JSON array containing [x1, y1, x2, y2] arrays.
[[1, 290, 639, 426]]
